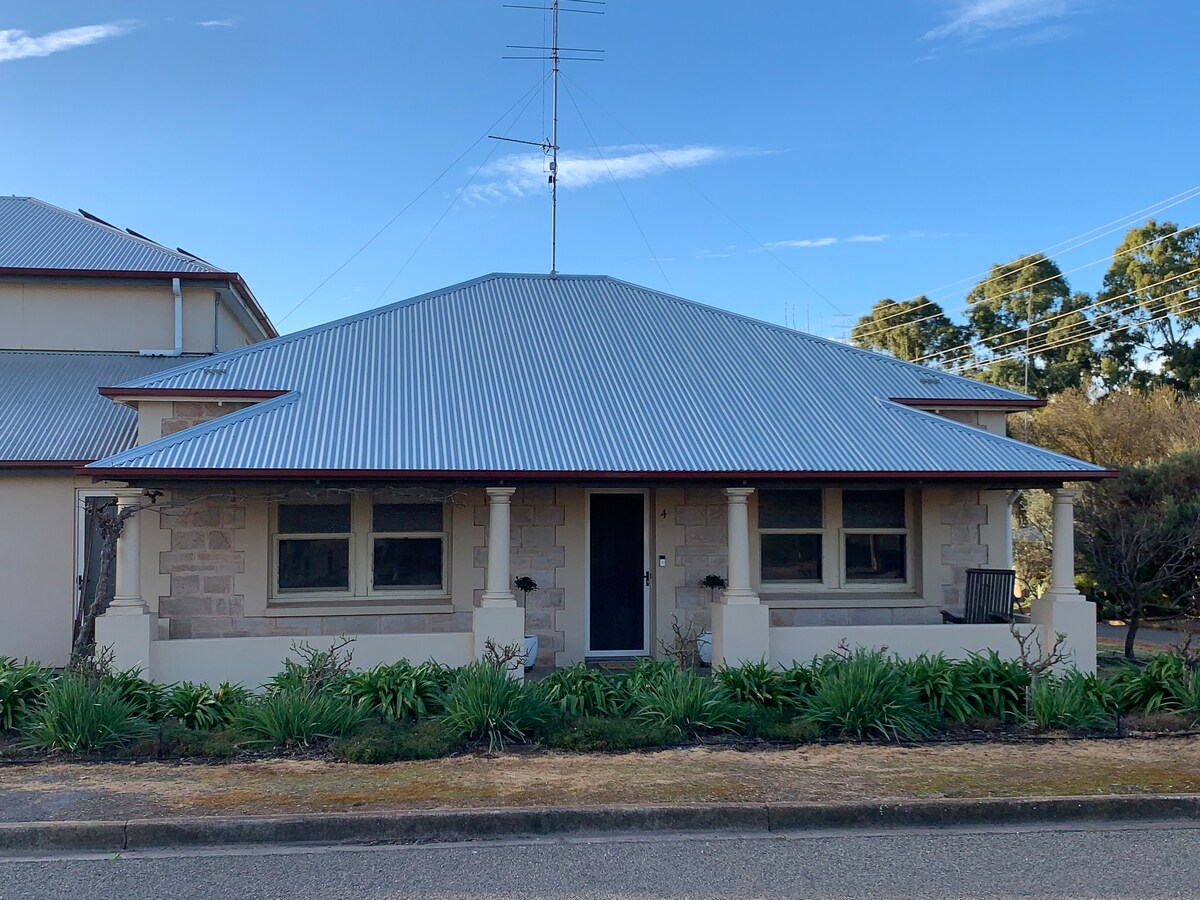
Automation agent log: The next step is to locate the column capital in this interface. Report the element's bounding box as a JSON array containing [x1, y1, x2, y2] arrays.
[[486, 486, 517, 502], [1052, 487, 1082, 502], [723, 487, 755, 500]]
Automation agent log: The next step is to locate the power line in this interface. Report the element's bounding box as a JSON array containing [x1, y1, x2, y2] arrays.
[[860, 183, 1200, 332], [559, 77, 672, 291], [863, 222, 1200, 350], [275, 72, 550, 327], [915, 264, 1200, 366]]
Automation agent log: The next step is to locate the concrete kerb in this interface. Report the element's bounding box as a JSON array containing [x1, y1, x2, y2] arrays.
[[1, 796, 1198, 855]]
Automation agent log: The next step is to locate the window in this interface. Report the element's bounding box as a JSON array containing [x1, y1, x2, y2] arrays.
[[842, 490, 907, 583], [371, 503, 444, 590], [757, 488, 911, 589], [273, 497, 448, 599], [759, 490, 823, 583], [276, 501, 351, 593]]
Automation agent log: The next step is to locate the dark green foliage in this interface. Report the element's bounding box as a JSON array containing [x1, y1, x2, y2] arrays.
[[617, 658, 674, 702], [750, 712, 821, 743], [631, 666, 744, 737], [1108, 654, 1186, 713], [23, 674, 155, 752], [101, 668, 168, 721], [899, 654, 980, 724], [234, 687, 364, 747], [801, 650, 935, 741], [331, 719, 459, 763], [953, 651, 1030, 722], [540, 716, 676, 752], [0, 658, 53, 731], [851, 296, 969, 366], [164, 681, 249, 731], [133, 719, 240, 759], [536, 664, 626, 718], [716, 660, 787, 709], [440, 661, 551, 751], [342, 661, 446, 722], [1027, 673, 1116, 732], [1166, 667, 1200, 716], [266, 639, 357, 695]]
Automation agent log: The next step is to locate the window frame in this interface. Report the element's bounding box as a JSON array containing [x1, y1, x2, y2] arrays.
[[757, 489, 826, 586], [755, 488, 914, 593], [269, 495, 451, 603]]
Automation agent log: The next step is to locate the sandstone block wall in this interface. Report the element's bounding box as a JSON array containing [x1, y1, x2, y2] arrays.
[[161, 401, 255, 437]]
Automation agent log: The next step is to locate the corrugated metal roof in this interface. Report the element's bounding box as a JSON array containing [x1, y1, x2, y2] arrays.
[[0, 197, 226, 274], [86, 274, 1103, 476], [0, 351, 205, 462]]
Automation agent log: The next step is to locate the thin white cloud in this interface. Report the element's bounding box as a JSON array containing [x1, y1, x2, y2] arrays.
[[848, 234, 889, 243], [925, 0, 1080, 40], [0, 22, 134, 63], [765, 237, 839, 249], [467, 145, 741, 203], [197, 19, 236, 28]]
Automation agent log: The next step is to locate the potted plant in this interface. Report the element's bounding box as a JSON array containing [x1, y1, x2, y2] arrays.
[[514, 576, 539, 670], [696, 574, 727, 666]]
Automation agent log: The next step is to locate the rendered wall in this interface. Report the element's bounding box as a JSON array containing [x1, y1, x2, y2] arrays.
[[769, 622, 1039, 667], [0, 281, 258, 353]]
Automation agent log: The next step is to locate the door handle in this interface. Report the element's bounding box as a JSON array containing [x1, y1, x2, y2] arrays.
[[644, 571, 651, 586]]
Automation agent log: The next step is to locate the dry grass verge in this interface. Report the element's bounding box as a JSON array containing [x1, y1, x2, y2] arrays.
[[2, 737, 1200, 823]]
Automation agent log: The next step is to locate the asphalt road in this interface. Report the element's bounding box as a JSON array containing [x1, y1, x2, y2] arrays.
[[1, 823, 1198, 899]]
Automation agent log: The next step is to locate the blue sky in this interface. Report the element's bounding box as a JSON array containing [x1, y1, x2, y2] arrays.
[[3, 1, 1198, 338]]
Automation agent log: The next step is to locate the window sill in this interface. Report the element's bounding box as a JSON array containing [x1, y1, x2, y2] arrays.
[[264, 599, 456, 617], [759, 592, 929, 609]]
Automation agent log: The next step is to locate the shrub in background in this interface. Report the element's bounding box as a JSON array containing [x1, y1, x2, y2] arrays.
[[536, 664, 625, 718], [541, 716, 676, 752], [234, 687, 364, 748], [23, 674, 154, 752], [632, 666, 743, 738], [0, 658, 53, 732], [801, 649, 934, 741], [440, 661, 550, 751], [332, 719, 458, 763], [342, 661, 446, 722]]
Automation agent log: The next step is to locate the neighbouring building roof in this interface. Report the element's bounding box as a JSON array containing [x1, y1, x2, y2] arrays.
[[85, 274, 1107, 480], [0, 351, 206, 464], [0, 196, 226, 274]]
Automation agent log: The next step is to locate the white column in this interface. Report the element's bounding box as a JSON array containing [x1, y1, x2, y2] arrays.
[[481, 487, 517, 606], [96, 490, 154, 678], [711, 487, 769, 668], [110, 491, 146, 612], [1031, 487, 1095, 675], [723, 488, 759, 604]]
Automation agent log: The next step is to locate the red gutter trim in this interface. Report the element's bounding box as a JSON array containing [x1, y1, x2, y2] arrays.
[[0, 268, 278, 339], [98, 387, 288, 400], [3, 460, 91, 469], [890, 397, 1047, 410], [78, 466, 1118, 482]]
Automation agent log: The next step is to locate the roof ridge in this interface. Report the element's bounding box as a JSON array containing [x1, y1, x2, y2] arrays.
[[13, 197, 227, 274], [598, 275, 1032, 403]]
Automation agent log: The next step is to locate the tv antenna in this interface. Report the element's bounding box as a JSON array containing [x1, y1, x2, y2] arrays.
[[493, 0, 604, 276]]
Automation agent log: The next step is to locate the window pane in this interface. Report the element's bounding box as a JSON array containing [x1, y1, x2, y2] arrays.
[[759, 490, 822, 529], [843, 490, 906, 529], [761, 533, 822, 582], [278, 539, 350, 591], [845, 534, 907, 581], [373, 503, 443, 533], [278, 503, 350, 534], [374, 537, 443, 589]]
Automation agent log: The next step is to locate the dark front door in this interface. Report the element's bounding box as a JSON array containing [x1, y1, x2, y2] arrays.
[[588, 492, 647, 655]]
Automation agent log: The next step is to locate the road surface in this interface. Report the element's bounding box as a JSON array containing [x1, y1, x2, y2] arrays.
[[0, 822, 1197, 898]]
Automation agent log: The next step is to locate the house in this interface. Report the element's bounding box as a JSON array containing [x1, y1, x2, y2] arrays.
[[0, 197, 276, 665], [78, 273, 1110, 685]]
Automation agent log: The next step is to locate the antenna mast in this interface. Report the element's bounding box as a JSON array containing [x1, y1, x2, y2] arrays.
[[495, 0, 604, 277]]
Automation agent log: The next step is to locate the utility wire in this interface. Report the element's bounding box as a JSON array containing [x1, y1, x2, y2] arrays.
[[861, 183, 1200, 331], [375, 73, 550, 301], [560, 71, 847, 318], [955, 282, 1200, 372], [276, 72, 551, 327], [913, 263, 1200, 365], [863, 222, 1200, 346], [560, 78, 673, 292]]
